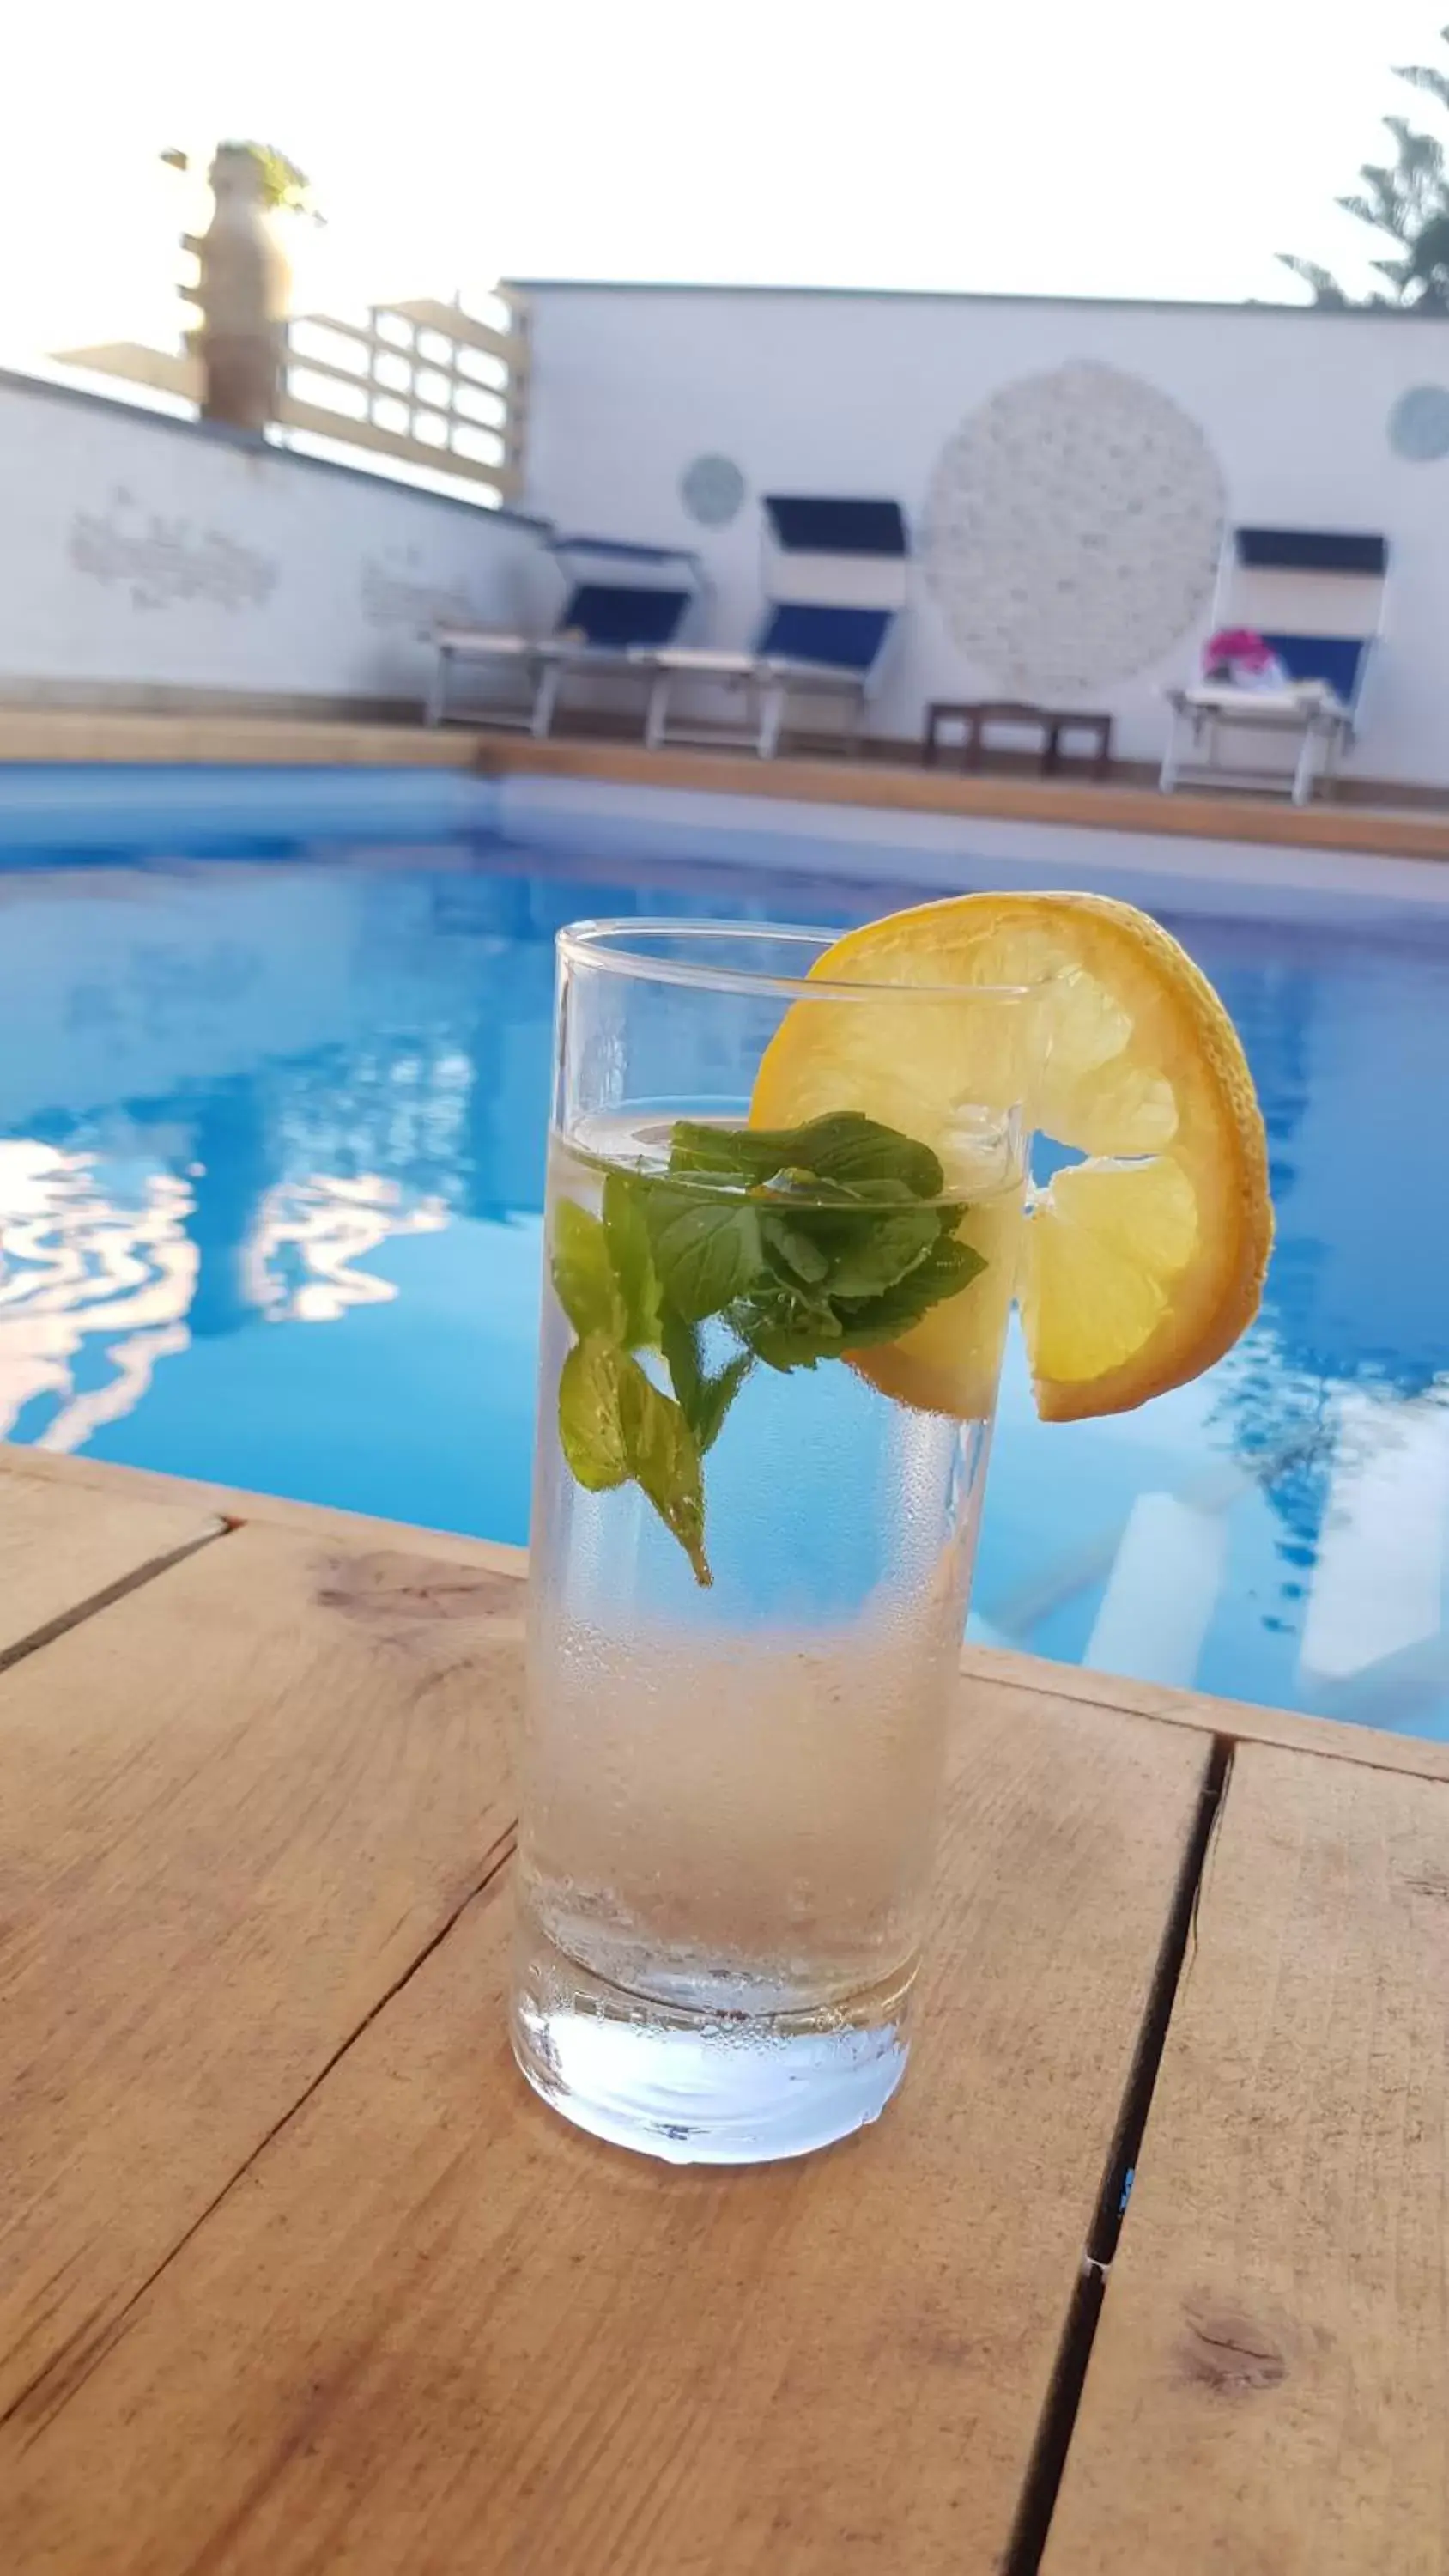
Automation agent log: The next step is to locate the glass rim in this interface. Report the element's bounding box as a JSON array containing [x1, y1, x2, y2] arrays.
[[555, 917, 1046, 1005]]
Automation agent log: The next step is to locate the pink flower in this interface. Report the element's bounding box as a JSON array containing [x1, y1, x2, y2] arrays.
[[1206, 626, 1274, 671]]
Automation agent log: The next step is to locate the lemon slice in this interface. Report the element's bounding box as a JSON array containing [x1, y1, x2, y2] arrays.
[[750, 891, 1272, 1423]]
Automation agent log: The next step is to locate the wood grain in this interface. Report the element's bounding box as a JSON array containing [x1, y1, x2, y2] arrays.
[[2, 1679, 1209, 2575], [0, 1441, 529, 1580], [2, 1442, 1434, 1787], [961, 1642, 1449, 1787], [1044, 1740, 1449, 2576], [0, 709, 483, 769], [0, 1522, 521, 2417], [0, 1465, 218, 1663]]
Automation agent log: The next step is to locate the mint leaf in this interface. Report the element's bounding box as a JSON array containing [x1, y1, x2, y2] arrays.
[[603, 1170, 662, 1348], [551, 1200, 626, 1342], [760, 1211, 831, 1285], [822, 1204, 941, 1298], [642, 1186, 761, 1321], [557, 1335, 633, 1489], [615, 1358, 712, 1586], [660, 1303, 705, 1418], [667, 1121, 785, 1183], [664, 1113, 947, 1200], [553, 1110, 993, 1587], [669, 1110, 943, 1201], [662, 1307, 751, 1455], [779, 1111, 943, 1200], [694, 1352, 751, 1453], [558, 1333, 712, 1582], [734, 1290, 845, 1373], [833, 1238, 987, 1348]]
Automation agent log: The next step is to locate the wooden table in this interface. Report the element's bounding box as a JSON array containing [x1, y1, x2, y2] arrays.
[[3, 1443, 1446, 2575], [925, 700, 1115, 780]]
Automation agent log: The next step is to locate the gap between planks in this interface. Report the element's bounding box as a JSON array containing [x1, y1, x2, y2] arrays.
[[0, 1517, 233, 1677], [964, 1644, 1449, 1789], [1002, 1736, 1236, 2576], [3, 1826, 518, 2440], [0, 1444, 526, 1579]]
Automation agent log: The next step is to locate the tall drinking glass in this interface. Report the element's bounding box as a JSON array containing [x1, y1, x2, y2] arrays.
[[511, 922, 1037, 2164]]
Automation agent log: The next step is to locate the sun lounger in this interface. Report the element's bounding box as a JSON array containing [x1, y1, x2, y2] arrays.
[[1161, 528, 1387, 805], [427, 536, 703, 734], [639, 496, 908, 757]]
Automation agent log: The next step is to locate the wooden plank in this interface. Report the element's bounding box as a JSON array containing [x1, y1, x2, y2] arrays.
[[388, 296, 530, 367], [0, 709, 485, 769], [293, 308, 396, 356], [281, 343, 380, 396], [130, 282, 526, 368], [2, 1680, 1209, 2574], [0, 1436, 1431, 1789], [0, 1468, 218, 1663], [0, 690, 1442, 857], [48, 343, 521, 499], [0, 1442, 528, 1578], [0, 1521, 520, 2418], [1044, 1740, 1449, 2576], [276, 394, 522, 499], [961, 1642, 1449, 1786], [473, 733, 1449, 863], [53, 341, 200, 398], [31, 1452, 1428, 1789]]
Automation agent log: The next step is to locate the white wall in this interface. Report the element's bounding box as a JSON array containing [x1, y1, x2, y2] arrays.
[[0, 372, 555, 714], [520, 286, 1449, 787]]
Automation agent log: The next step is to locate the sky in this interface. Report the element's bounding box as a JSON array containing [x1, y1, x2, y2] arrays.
[[9, 0, 1449, 355]]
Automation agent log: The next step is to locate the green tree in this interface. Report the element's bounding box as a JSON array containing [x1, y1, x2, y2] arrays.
[[162, 142, 324, 223], [1280, 28, 1449, 310], [222, 143, 321, 221]]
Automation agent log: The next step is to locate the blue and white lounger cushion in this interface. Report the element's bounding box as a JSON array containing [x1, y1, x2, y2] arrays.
[[427, 536, 704, 734], [641, 495, 910, 757], [1161, 528, 1388, 805]]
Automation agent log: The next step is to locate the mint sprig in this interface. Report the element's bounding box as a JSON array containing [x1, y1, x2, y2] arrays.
[[668, 1110, 943, 1198], [558, 1335, 710, 1583], [552, 1110, 987, 1584]]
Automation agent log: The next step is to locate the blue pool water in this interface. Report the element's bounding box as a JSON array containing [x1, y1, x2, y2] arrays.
[[1, 770, 1446, 1735]]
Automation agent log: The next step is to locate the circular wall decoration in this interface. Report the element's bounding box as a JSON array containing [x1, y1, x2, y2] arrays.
[[922, 361, 1227, 699], [680, 453, 747, 528], [1388, 384, 1449, 462]]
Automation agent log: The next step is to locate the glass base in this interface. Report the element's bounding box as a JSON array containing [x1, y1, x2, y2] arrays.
[[511, 1921, 914, 2166]]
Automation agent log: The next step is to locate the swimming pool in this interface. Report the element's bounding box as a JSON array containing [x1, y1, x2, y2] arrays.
[[2, 766, 1446, 1735]]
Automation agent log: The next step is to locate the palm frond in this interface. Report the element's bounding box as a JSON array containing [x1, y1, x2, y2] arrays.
[[1394, 64, 1449, 111], [1276, 253, 1350, 305]]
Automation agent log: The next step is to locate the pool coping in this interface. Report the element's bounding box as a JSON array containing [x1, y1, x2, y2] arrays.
[[2, 707, 1448, 862], [478, 734, 1449, 863]]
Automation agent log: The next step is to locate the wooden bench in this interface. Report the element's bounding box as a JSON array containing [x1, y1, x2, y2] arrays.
[[925, 698, 1115, 780]]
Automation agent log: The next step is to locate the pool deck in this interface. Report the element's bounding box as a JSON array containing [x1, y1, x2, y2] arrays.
[[3, 703, 1449, 862], [3, 1439, 1446, 2574]]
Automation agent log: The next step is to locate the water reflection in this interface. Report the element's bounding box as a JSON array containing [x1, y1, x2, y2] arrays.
[[0, 849, 822, 1466], [0, 1140, 197, 1449], [967, 902, 1449, 1730], [0, 1131, 451, 1450], [246, 1176, 448, 1324], [1188, 915, 1449, 1609]]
